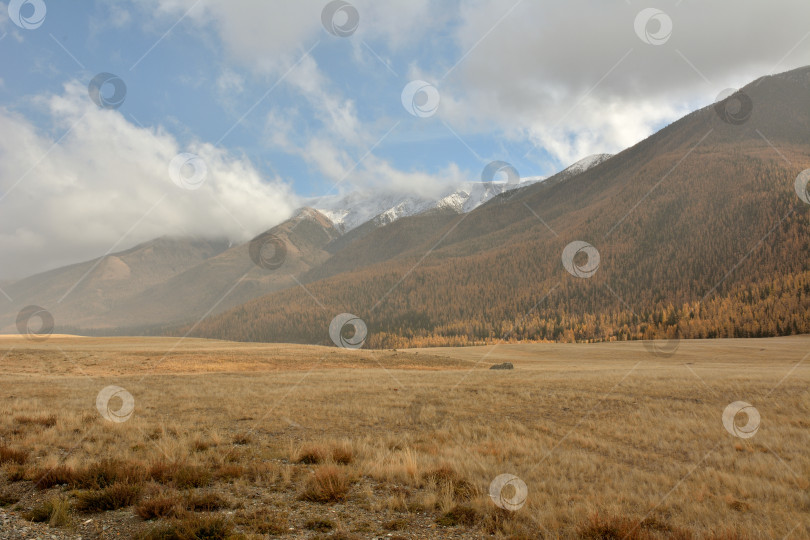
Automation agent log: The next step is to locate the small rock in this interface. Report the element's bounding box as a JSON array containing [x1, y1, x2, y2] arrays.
[[489, 362, 514, 370]]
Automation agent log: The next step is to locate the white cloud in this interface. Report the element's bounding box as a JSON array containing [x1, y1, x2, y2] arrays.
[[433, 0, 810, 164], [0, 82, 298, 279]]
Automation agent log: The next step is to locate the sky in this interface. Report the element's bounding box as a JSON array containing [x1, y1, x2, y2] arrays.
[[1, 0, 810, 279]]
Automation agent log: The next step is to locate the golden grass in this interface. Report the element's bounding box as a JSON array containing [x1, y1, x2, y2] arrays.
[[0, 336, 807, 538]]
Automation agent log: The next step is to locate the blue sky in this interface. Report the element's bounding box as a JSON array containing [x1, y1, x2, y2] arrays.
[[1, 0, 809, 278], [1, 1, 555, 198]]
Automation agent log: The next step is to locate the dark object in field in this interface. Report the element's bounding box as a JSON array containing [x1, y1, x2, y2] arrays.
[[489, 362, 514, 370]]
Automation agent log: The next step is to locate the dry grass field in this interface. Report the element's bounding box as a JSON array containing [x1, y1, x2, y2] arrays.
[[0, 335, 808, 539]]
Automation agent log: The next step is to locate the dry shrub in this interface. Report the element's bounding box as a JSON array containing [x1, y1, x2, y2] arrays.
[[213, 464, 245, 481], [136, 514, 233, 540], [383, 518, 408, 531], [299, 465, 351, 503], [31, 465, 77, 489], [192, 439, 211, 452], [135, 491, 186, 520], [147, 461, 177, 484], [578, 513, 656, 540], [232, 432, 252, 445], [15, 414, 57, 427], [75, 482, 141, 513], [186, 491, 229, 512], [147, 461, 211, 488], [436, 504, 480, 527], [234, 508, 288, 535], [76, 459, 145, 488], [305, 517, 334, 531], [0, 446, 27, 465], [174, 465, 211, 489], [5, 464, 26, 482], [422, 465, 477, 502], [0, 490, 20, 506]]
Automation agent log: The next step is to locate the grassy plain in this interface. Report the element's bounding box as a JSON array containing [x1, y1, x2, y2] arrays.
[[0, 336, 808, 539]]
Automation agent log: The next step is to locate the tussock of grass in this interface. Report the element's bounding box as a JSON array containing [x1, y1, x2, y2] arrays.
[[295, 442, 353, 465], [23, 496, 72, 527], [422, 465, 477, 502], [0, 446, 27, 465], [75, 482, 141, 513], [299, 466, 351, 503], [0, 491, 20, 506]]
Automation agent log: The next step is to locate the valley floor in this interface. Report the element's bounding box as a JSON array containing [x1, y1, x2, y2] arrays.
[[0, 336, 808, 539]]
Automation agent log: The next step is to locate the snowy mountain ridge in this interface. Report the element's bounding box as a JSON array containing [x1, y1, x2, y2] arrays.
[[306, 154, 612, 233]]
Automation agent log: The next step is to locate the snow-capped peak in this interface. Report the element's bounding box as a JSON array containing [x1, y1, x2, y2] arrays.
[[306, 154, 611, 233]]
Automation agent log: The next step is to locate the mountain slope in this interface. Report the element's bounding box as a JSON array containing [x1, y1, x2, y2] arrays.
[[89, 208, 340, 330], [0, 209, 340, 333], [0, 237, 229, 332], [189, 66, 810, 347]]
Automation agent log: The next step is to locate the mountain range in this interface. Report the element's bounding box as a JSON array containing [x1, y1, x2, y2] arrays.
[[2, 67, 809, 348]]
